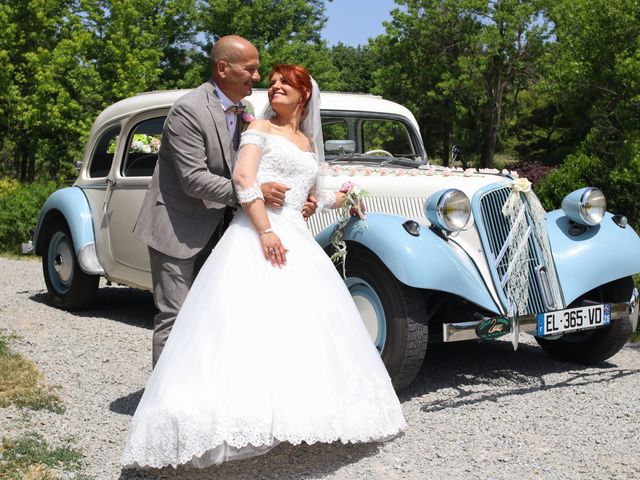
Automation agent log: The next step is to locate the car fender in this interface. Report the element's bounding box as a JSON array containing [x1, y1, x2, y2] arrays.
[[34, 187, 104, 275], [547, 210, 640, 305], [315, 213, 500, 313]]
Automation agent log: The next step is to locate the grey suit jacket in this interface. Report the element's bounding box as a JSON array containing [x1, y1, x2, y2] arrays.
[[133, 80, 245, 259]]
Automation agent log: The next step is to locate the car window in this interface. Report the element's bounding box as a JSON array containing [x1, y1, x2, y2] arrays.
[[322, 119, 349, 141], [362, 119, 415, 158], [122, 117, 165, 177], [88, 125, 121, 178]]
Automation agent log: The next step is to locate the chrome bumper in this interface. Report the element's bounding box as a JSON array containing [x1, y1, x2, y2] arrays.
[[443, 288, 639, 345]]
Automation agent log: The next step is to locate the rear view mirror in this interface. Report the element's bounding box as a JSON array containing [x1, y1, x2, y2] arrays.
[[325, 140, 356, 154]]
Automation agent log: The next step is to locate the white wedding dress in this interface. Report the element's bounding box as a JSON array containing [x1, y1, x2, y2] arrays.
[[121, 130, 406, 469]]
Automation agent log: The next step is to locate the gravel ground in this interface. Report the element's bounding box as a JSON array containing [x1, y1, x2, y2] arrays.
[[1, 256, 639, 480]]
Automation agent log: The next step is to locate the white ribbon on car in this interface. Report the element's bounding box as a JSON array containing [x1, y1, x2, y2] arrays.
[[501, 178, 561, 315]]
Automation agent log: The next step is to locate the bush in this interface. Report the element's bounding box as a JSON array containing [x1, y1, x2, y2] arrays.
[[0, 179, 58, 254], [534, 152, 603, 211], [509, 160, 555, 186], [535, 136, 640, 228]]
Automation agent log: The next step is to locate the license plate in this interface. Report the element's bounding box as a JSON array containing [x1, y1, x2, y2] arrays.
[[537, 304, 611, 336]]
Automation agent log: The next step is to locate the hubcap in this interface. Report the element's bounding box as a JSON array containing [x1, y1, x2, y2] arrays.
[[48, 232, 74, 293], [345, 277, 386, 353]]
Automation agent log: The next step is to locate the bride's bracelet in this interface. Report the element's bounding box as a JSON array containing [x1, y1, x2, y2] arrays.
[[259, 228, 273, 235]]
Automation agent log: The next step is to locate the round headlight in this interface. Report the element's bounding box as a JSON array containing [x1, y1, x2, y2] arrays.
[[561, 187, 606, 226], [580, 187, 606, 225], [424, 189, 471, 232]]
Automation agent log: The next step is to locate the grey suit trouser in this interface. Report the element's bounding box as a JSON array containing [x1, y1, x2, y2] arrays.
[[149, 231, 222, 367]]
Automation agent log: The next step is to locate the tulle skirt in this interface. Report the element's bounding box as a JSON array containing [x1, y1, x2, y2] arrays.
[[121, 208, 406, 469]]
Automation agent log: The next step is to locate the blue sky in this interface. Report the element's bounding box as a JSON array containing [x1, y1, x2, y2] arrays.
[[322, 0, 398, 46]]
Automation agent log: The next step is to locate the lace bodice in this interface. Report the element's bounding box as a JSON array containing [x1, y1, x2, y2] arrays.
[[237, 130, 320, 212]]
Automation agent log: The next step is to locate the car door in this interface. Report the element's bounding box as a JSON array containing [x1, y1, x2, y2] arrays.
[[102, 112, 166, 289]]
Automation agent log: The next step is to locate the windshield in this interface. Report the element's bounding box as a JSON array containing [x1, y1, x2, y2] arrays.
[[321, 114, 425, 165]]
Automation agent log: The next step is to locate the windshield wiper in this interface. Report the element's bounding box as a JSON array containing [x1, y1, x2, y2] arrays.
[[379, 157, 420, 167], [326, 153, 373, 164]]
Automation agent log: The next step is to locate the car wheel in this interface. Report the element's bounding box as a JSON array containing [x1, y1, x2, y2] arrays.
[[536, 276, 634, 363], [42, 221, 99, 310], [343, 248, 428, 390]]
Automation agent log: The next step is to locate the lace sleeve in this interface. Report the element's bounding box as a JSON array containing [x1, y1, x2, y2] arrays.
[[239, 129, 266, 149], [316, 190, 336, 212], [234, 130, 266, 205], [236, 182, 264, 204]]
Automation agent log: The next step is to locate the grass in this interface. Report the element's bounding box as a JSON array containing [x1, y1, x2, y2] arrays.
[[0, 433, 84, 480], [0, 252, 39, 261], [0, 332, 64, 413], [0, 332, 89, 479]]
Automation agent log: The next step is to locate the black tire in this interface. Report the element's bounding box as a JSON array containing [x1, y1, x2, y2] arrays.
[[342, 248, 428, 390], [536, 277, 634, 364], [42, 220, 99, 311]]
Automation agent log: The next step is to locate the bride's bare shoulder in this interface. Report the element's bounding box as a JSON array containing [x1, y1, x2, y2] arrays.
[[247, 119, 271, 133]]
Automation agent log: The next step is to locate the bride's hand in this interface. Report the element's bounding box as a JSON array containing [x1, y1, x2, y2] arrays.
[[260, 232, 288, 267]]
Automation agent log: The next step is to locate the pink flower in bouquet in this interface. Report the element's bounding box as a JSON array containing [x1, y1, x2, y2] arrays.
[[339, 181, 355, 193]]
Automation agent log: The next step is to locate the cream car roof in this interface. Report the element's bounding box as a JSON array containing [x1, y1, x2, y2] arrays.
[[90, 88, 421, 139]]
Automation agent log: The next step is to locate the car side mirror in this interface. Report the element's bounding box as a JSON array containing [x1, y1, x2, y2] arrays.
[[325, 140, 356, 154]]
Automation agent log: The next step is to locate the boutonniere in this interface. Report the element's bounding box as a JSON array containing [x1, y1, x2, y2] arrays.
[[241, 100, 256, 131]]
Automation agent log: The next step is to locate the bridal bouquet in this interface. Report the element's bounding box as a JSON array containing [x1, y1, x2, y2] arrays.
[[330, 181, 368, 276]]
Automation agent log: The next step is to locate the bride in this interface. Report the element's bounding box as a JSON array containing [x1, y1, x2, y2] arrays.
[[121, 64, 406, 469]]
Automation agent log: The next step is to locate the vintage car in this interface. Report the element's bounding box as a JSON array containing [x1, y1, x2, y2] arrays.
[[34, 89, 640, 389]]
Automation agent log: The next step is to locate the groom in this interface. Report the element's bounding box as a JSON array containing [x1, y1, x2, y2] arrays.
[[134, 35, 303, 366]]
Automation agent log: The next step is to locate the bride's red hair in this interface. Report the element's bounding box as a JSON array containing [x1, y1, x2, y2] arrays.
[[268, 64, 312, 108]]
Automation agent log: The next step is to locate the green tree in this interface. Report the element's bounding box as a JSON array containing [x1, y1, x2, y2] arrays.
[[80, 0, 195, 101], [534, 0, 640, 224], [329, 43, 376, 93], [469, 0, 550, 167], [371, 0, 479, 163], [197, 0, 341, 90], [371, 0, 550, 167], [0, 0, 101, 181]]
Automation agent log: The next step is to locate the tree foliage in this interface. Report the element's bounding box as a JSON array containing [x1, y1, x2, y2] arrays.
[[198, 0, 342, 90], [534, 0, 640, 224], [0, 0, 339, 181], [0, 0, 638, 229], [371, 0, 550, 167]]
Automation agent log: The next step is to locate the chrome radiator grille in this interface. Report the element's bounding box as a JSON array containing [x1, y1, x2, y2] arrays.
[[478, 187, 550, 315]]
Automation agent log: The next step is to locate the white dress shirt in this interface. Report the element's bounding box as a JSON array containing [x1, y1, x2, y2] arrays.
[[214, 83, 241, 140]]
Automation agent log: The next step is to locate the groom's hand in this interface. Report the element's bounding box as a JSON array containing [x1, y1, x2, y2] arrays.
[[261, 182, 290, 208], [302, 195, 317, 219]]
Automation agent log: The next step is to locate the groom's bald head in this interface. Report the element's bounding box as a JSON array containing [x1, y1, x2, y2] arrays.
[[211, 35, 257, 68], [210, 35, 260, 103]]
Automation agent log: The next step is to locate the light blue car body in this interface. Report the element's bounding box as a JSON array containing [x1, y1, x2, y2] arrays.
[[37, 184, 640, 314], [34, 187, 95, 256], [315, 208, 640, 315], [546, 210, 640, 305]]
